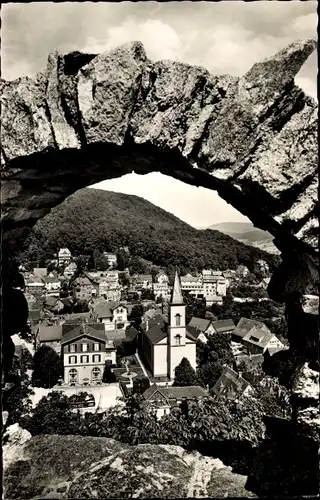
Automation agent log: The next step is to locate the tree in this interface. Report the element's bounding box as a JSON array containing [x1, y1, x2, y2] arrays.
[[132, 376, 150, 395], [173, 358, 198, 387], [32, 345, 63, 388], [3, 372, 34, 427], [73, 300, 89, 313], [129, 304, 144, 328], [23, 391, 78, 436], [102, 364, 117, 383]]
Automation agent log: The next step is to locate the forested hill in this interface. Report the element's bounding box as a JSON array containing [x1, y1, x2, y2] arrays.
[[18, 188, 280, 273]]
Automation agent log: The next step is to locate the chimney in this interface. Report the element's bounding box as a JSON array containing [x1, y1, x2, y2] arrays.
[[146, 319, 149, 331], [238, 371, 242, 378]]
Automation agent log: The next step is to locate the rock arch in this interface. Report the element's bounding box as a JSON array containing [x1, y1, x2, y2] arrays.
[[1, 40, 319, 466]]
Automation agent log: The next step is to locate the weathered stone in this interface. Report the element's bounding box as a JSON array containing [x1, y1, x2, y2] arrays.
[[1, 39, 318, 266], [78, 41, 147, 145], [3, 434, 255, 499]]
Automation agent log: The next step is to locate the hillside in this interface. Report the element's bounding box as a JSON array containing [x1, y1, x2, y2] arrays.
[[207, 222, 279, 255], [18, 188, 280, 272]]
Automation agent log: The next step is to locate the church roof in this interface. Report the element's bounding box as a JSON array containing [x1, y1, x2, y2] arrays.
[[171, 270, 184, 305], [144, 325, 167, 344]]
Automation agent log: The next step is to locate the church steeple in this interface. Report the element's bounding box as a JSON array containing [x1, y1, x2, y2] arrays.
[[171, 270, 184, 305]]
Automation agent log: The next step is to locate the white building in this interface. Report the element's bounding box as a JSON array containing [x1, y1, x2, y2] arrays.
[[153, 272, 171, 300], [180, 274, 203, 298], [103, 253, 118, 267], [61, 323, 116, 385], [58, 248, 72, 266], [43, 277, 61, 294], [140, 271, 197, 381], [92, 300, 129, 331], [64, 262, 77, 280]]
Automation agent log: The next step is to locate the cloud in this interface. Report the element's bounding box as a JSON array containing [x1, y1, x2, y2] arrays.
[[82, 19, 182, 62]]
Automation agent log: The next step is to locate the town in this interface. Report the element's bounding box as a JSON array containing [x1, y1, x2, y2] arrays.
[[10, 246, 288, 417]]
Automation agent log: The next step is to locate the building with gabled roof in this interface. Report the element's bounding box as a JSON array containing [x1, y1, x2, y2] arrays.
[[211, 319, 235, 335], [232, 317, 270, 341], [61, 321, 116, 385], [212, 366, 253, 400], [142, 383, 209, 418], [91, 300, 129, 331], [139, 271, 197, 380], [58, 248, 72, 266], [242, 329, 284, 355]]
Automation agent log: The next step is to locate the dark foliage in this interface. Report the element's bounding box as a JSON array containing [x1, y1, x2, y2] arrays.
[[17, 188, 279, 274], [32, 345, 63, 388], [102, 365, 117, 383], [173, 358, 198, 387]]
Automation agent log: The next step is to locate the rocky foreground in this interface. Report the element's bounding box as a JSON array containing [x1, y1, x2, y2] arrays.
[[3, 424, 255, 499]]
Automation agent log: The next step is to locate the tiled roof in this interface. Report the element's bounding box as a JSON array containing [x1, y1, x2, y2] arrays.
[[136, 274, 153, 281], [233, 318, 270, 338], [29, 309, 41, 322], [181, 274, 199, 282], [73, 277, 92, 286], [188, 317, 210, 332], [211, 319, 235, 333], [143, 384, 209, 401], [105, 330, 127, 341], [186, 325, 202, 339], [44, 296, 60, 307], [61, 323, 106, 344], [242, 329, 274, 348], [93, 300, 126, 318], [144, 308, 158, 320], [125, 326, 139, 340], [212, 366, 251, 399], [145, 325, 167, 345], [38, 325, 63, 342], [64, 312, 91, 323]]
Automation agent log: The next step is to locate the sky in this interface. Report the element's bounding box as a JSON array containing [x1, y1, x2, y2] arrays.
[[2, 2, 317, 228]]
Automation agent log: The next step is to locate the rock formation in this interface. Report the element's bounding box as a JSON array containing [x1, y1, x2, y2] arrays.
[[3, 432, 255, 499], [1, 39, 319, 497]]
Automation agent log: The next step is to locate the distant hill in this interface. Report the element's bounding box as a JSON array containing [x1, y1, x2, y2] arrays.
[[207, 222, 279, 255], [18, 188, 280, 272]]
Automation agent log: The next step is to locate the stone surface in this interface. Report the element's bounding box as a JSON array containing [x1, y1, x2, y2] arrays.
[[3, 434, 255, 499], [3, 423, 32, 471], [1, 39, 318, 260]]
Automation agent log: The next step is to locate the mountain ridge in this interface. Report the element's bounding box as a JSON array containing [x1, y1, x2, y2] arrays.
[[18, 188, 280, 272]]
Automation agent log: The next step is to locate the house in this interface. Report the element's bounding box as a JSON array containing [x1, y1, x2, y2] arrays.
[[58, 248, 72, 266], [186, 325, 208, 344], [211, 319, 235, 335], [92, 300, 129, 331], [103, 253, 118, 267], [43, 276, 61, 295], [134, 274, 153, 290], [201, 270, 227, 298], [33, 267, 48, 279], [223, 270, 237, 286], [205, 295, 223, 306], [25, 277, 45, 296], [264, 346, 288, 358], [61, 322, 109, 385], [153, 272, 171, 300], [64, 262, 77, 279], [212, 366, 253, 400], [188, 317, 216, 336], [37, 325, 63, 353], [232, 317, 271, 342], [242, 329, 284, 355], [142, 384, 209, 418], [139, 271, 197, 380], [43, 296, 64, 313], [180, 274, 203, 298], [72, 277, 94, 301], [98, 280, 121, 301]]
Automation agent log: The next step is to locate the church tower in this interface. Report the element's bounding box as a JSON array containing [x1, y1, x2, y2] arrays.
[[167, 270, 188, 379]]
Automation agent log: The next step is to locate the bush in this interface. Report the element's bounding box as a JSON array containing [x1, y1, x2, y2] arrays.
[[102, 365, 117, 383]]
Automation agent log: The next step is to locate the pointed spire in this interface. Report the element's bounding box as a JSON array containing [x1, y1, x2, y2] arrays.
[[171, 269, 184, 305]]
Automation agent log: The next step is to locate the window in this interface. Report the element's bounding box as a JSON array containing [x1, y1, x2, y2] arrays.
[[93, 354, 101, 363], [92, 367, 101, 380], [70, 344, 76, 353], [80, 355, 89, 363], [69, 356, 77, 364], [249, 336, 260, 343], [94, 343, 100, 351], [175, 334, 181, 345], [81, 343, 88, 352], [69, 369, 78, 383], [175, 314, 181, 327]]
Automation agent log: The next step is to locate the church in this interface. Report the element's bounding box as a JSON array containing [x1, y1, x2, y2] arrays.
[[139, 271, 197, 380]]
